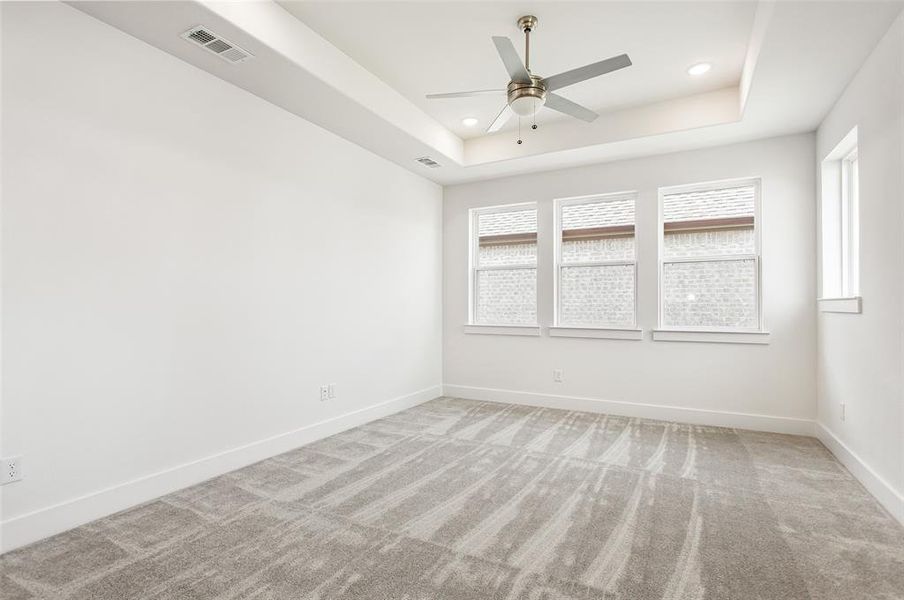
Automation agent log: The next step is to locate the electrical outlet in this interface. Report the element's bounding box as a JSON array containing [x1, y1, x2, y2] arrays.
[[328, 383, 336, 399], [840, 403, 846, 421], [553, 369, 564, 383], [320, 385, 329, 401], [0, 456, 23, 485]]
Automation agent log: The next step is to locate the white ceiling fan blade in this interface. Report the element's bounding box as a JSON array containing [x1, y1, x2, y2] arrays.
[[492, 36, 531, 84], [544, 93, 598, 122], [487, 104, 514, 133], [425, 89, 505, 99], [544, 54, 632, 91]]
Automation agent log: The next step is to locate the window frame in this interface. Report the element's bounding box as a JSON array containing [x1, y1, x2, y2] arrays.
[[656, 177, 764, 333], [553, 191, 639, 330], [468, 202, 539, 327], [819, 127, 860, 312]]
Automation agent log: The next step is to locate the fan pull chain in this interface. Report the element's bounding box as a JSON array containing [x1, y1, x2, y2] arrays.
[[517, 117, 522, 145], [532, 103, 538, 130]]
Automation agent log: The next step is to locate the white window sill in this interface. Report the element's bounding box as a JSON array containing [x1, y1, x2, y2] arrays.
[[819, 297, 861, 313], [549, 327, 643, 340], [464, 324, 541, 336], [652, 329, 770, 345]]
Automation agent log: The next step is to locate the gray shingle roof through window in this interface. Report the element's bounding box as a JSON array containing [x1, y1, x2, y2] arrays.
[[663, 185, 755, 223], [478, 209, 537, 236], [562, 198, 635, 230]]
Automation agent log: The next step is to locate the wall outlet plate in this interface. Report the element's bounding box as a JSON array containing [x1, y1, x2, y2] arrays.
[[553, 369, 564, 383], [0, 456, 23, 485], [320, 385, 329, 401]]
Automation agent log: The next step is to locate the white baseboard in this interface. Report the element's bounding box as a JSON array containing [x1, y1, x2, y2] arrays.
[[0, 385, 441, 554], [442, 384, 815, 436], [815, 422, 904, 526]]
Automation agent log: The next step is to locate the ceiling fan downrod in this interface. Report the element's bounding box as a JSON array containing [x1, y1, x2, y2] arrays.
[[516, 16, 540, 143], [518, 15, 538, 72]]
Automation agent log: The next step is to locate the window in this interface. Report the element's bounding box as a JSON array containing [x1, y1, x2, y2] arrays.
[[555, 193, 637, 328], [820, 127, 860, 310], [470, 204, 538, 325], [658, 179, 762, 331]]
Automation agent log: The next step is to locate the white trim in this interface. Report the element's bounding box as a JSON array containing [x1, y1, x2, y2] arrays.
[[463, 324, 540, 336], [555, 190, 638, 205], [469, 201, 537, 216], [822, 126, 859, 162], [818, 296, 862, 313], [816, 423, 904, 526], [0, 385, 442, 554], [548, 327, 643, 340], [657, 176, 763, 196], [443, 384, 814, 435], [652, 329, 770, 344]]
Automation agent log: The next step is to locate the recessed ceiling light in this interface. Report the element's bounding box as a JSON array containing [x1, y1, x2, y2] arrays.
[[461, 117, 479, 127], [687, 62, 712, 76]]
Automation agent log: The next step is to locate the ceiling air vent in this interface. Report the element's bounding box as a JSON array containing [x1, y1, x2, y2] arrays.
[[181, 26, 253, 64], [416, 157, 441, 168]]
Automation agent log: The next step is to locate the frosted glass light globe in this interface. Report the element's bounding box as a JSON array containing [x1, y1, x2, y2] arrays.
[[510, 95, 544, 117]]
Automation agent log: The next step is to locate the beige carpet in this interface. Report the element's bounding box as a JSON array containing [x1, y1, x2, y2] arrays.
[[3, 397, 903, 599]]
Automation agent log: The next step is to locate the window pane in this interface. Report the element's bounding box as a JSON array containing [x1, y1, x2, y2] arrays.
[[663, 228, 754, 259], [476, 269, 537, 325], [478, 208, 537, 267], [662, 259, 757, 328], [560, 265, 635, 327], [561, 198, 635, 262]]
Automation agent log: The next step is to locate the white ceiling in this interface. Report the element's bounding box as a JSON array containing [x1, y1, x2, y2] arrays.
[[279, 2, 756, 139], [71, 0, 904, 184]]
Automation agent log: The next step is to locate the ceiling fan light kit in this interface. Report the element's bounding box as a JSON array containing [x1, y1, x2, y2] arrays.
[[426, 14, 632, 142]]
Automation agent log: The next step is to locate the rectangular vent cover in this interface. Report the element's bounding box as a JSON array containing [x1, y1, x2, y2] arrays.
[[416, 157, 441, 168], [181, 26, 253, 64]]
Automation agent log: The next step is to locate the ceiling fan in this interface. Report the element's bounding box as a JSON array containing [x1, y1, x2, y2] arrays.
[[426, 15, 632, 137]]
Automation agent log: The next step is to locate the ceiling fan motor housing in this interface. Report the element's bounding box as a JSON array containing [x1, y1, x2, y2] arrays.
[[508, 75, 547, 116]]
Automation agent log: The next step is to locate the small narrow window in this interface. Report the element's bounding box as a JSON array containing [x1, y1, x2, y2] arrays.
[[659, 179, 762, 330], [470, 204, 538, 325], [820, 127, 860, 302], [555, 193, 637, 327]]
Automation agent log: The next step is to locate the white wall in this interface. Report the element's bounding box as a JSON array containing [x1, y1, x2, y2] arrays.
[[815, 12, 904, 523], [0, 2, 442, 552], [444, 134, 816, 432]]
